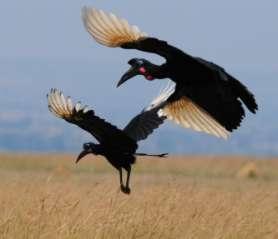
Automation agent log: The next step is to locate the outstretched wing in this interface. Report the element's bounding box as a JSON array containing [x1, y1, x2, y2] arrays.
[[82, 7, 181, 60], [159, 94, 230, 139], [124, 81, 230, 140], [47, 89, 137, 153], [82, 7, 147, 47], [123, 109, 164, 142], [123, 82, 174, 141]]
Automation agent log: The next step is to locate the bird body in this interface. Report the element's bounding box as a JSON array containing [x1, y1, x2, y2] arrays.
[[82, 7, 258, 138], [80, 143, 136, 170], [47, 89, 168, 194], [121, 37, 258, 132], [46, 7, 259, 194]]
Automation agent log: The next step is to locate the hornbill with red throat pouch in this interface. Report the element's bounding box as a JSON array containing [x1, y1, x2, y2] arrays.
[[47, 88, 170, 194], [82, 7, 258, 138]]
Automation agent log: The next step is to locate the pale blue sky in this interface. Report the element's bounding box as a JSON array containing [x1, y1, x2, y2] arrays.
[[0, 1, 277, 153], [0, 1, 277, 64]]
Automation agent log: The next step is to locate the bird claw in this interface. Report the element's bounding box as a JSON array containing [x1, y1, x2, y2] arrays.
[[120, 184, 125, 192], [124, 187, 131, 194], [120, 185, 131, 194]]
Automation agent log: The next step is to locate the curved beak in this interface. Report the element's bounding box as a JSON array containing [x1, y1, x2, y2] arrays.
[[117, 65, 139, 87], [75, 150, 90, 164]]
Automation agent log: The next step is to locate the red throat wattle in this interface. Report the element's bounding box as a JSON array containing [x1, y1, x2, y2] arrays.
[[146, 75, 154, 81], [139, 67, 153, 81]]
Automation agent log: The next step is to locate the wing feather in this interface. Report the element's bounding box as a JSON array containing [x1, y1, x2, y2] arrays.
[[88, 9, 114, 37], [48, 91, 61, 116], [188, 102, 219, 135], [123, 108, 165, 142], [66, 96, 74, 114], [98, 10, 120, 35], [97, 10, 120, 36], [124, 82, 174, 141], [82, 6, 147, 47], [160, 96, 230, 139], [47, 89, 137, 153]]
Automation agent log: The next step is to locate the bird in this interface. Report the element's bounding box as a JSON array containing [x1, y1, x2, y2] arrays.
[[47, 88, 170, 194], [81, 7, 258, 139]]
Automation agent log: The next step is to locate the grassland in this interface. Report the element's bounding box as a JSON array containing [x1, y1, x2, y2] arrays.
[[0, 153, 277, 239]]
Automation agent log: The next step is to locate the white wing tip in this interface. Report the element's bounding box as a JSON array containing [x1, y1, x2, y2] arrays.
[[145, 82, 176, 112], [221, 131, 230, 140], [82, 6, 148, 47], [158, 109, 166, 117], [47, 89, 90, 119], [160, 104, 231, 140]]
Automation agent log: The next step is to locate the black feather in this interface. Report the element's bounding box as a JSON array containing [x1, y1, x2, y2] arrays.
[[121, 37, 258, 131]]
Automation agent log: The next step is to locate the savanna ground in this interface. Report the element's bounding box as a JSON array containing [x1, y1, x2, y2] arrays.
[[0, 153, 277, 239]]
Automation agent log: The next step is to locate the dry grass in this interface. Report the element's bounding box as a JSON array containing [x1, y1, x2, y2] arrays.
[[0, 153, 278, 239]]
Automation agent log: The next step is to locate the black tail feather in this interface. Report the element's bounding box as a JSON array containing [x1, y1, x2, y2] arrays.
[[231, 78, 258, 114]]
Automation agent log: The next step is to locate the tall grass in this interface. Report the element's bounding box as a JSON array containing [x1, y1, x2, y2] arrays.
[[0, 154, 277, 238]]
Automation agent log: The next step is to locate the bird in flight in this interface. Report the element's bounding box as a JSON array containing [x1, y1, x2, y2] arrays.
[[47, 88, 170, 194], [82, 7, 258, 139]]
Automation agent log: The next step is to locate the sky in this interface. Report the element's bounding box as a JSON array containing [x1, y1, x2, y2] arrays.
[[0, 1, 277, 63], [0, 1, 277, 154]]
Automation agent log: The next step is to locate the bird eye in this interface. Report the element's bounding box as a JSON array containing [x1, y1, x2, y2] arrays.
[[139, 67, 147, 74], [83, 143, 91, 150], [137, 60, 144, 65]]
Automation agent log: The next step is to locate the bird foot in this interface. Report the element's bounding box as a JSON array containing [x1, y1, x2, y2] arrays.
[[124, 187, 131, 194], [120, 185, 131, 194]]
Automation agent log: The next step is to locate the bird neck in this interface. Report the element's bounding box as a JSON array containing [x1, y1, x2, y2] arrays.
[[150, 63, 169, 79], [90, 143, 103, 155]]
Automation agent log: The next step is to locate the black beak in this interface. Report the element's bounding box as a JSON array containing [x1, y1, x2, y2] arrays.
[[75, 149, 90, 164], [117, 65, 139, 87]]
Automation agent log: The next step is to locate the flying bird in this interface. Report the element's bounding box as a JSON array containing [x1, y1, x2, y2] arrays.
[[82, 7, 258, 139], [47, 88, 169, 194]]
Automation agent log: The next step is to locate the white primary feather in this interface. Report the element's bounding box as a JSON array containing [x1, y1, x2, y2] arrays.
[[48, 89, 90, 120], [144, 81, 175, 111], [75, 102, 82, 112], [82, 105, 90, 113], [161, 97, 230, 139], [147, 83, 229, 139], [82, 6, 148, 47], [66, 96, 74, 113]]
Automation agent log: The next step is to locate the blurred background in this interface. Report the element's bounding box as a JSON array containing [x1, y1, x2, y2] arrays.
[[0, 0, 276, 155]]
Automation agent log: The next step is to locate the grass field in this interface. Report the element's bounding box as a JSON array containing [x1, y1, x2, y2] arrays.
[[0, 153, 277, 239]]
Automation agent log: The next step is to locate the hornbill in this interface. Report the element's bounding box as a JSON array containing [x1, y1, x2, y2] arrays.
[[47, 88, 169, 194], [82, 7, 258, 139]]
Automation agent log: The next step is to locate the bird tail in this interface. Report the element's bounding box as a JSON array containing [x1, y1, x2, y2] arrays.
[[135, 153, 168, 157], [231, 78, 258, 114]]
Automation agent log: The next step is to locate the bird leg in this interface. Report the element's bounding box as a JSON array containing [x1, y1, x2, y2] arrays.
[[119, 168, 126, 193], [118, 167, 131, 194], [124, 166, 131, 194]]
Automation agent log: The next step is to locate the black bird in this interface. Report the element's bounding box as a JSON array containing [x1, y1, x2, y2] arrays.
[[82, 7, 258, 137], [47, 89, 168, 194]]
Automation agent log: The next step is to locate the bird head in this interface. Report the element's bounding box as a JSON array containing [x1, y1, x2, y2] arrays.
[[117, 58, 157, 87], [76, 142, 95, 163]]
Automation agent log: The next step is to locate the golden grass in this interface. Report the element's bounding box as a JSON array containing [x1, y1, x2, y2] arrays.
[[0, 153, 278, 239], [236, 162, 260, 179]]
